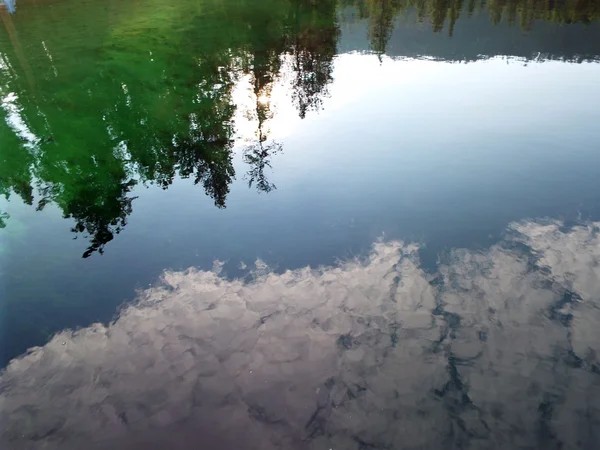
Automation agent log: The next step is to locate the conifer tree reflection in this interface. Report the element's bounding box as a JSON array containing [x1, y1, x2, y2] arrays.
[[240, 0, 339, 193], [244, 137, 282, 194], [366, 0, 402, 55], [348, 0, 600, 50], [288, 0, 339, 118], [153, 61, 237, 209], [242, 43, 282, 194], [243, 77, 281, 194]]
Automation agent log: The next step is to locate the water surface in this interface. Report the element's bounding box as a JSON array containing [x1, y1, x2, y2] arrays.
[[1, 0, 600, 448]]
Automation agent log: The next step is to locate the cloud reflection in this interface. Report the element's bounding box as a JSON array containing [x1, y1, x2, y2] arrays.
[[2, 220, 600, 449]]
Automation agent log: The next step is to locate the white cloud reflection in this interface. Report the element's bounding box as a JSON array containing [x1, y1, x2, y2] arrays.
[[1, 220, 600, 449]]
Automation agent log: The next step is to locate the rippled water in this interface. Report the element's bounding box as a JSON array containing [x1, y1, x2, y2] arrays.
[[1, 0, 600, 448]]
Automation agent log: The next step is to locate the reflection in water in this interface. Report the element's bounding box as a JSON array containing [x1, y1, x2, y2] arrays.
[[1, 0, 600, 258], [2, 219, 600, 449], [244, 139, 282, 194], [0, 0, 338, 257], [0, 209, 7, 228], [348, 0, 600, 55], [0, 0, 16, 14]]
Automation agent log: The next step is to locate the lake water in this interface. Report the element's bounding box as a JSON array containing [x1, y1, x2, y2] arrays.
[[2, 0, 600, 448]]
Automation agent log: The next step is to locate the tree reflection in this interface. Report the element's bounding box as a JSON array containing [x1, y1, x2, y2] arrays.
[[0, 210, 8, 228], [243, 76, 281, 194], [1, 0, 599, 257], [0, 0, 339, 257], [70, 180, 137, 258], [239, 0, 339, 192], [288, 0, 339, 118], [348, 0, 600, 53], [244, 140, 282, 194]]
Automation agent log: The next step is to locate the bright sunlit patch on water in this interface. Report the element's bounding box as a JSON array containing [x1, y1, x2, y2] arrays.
[[0, 91, 38, 149], [231, 61, 301, 144]]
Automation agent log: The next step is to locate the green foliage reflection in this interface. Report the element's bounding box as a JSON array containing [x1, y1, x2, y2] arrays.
[[0, 0, 338, 257], [0, 0, 598, 257]]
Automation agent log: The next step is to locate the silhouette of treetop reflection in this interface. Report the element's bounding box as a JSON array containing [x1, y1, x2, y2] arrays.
[[346, 0, 600, 55], [1, 0, 600, 258]]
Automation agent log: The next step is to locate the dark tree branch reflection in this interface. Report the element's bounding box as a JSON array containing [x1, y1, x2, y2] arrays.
[[244, 140, 282, 194], [289, 0, 339, 118]]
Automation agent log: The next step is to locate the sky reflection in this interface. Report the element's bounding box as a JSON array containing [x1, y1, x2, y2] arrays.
[[2, 219, 600, 449]]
